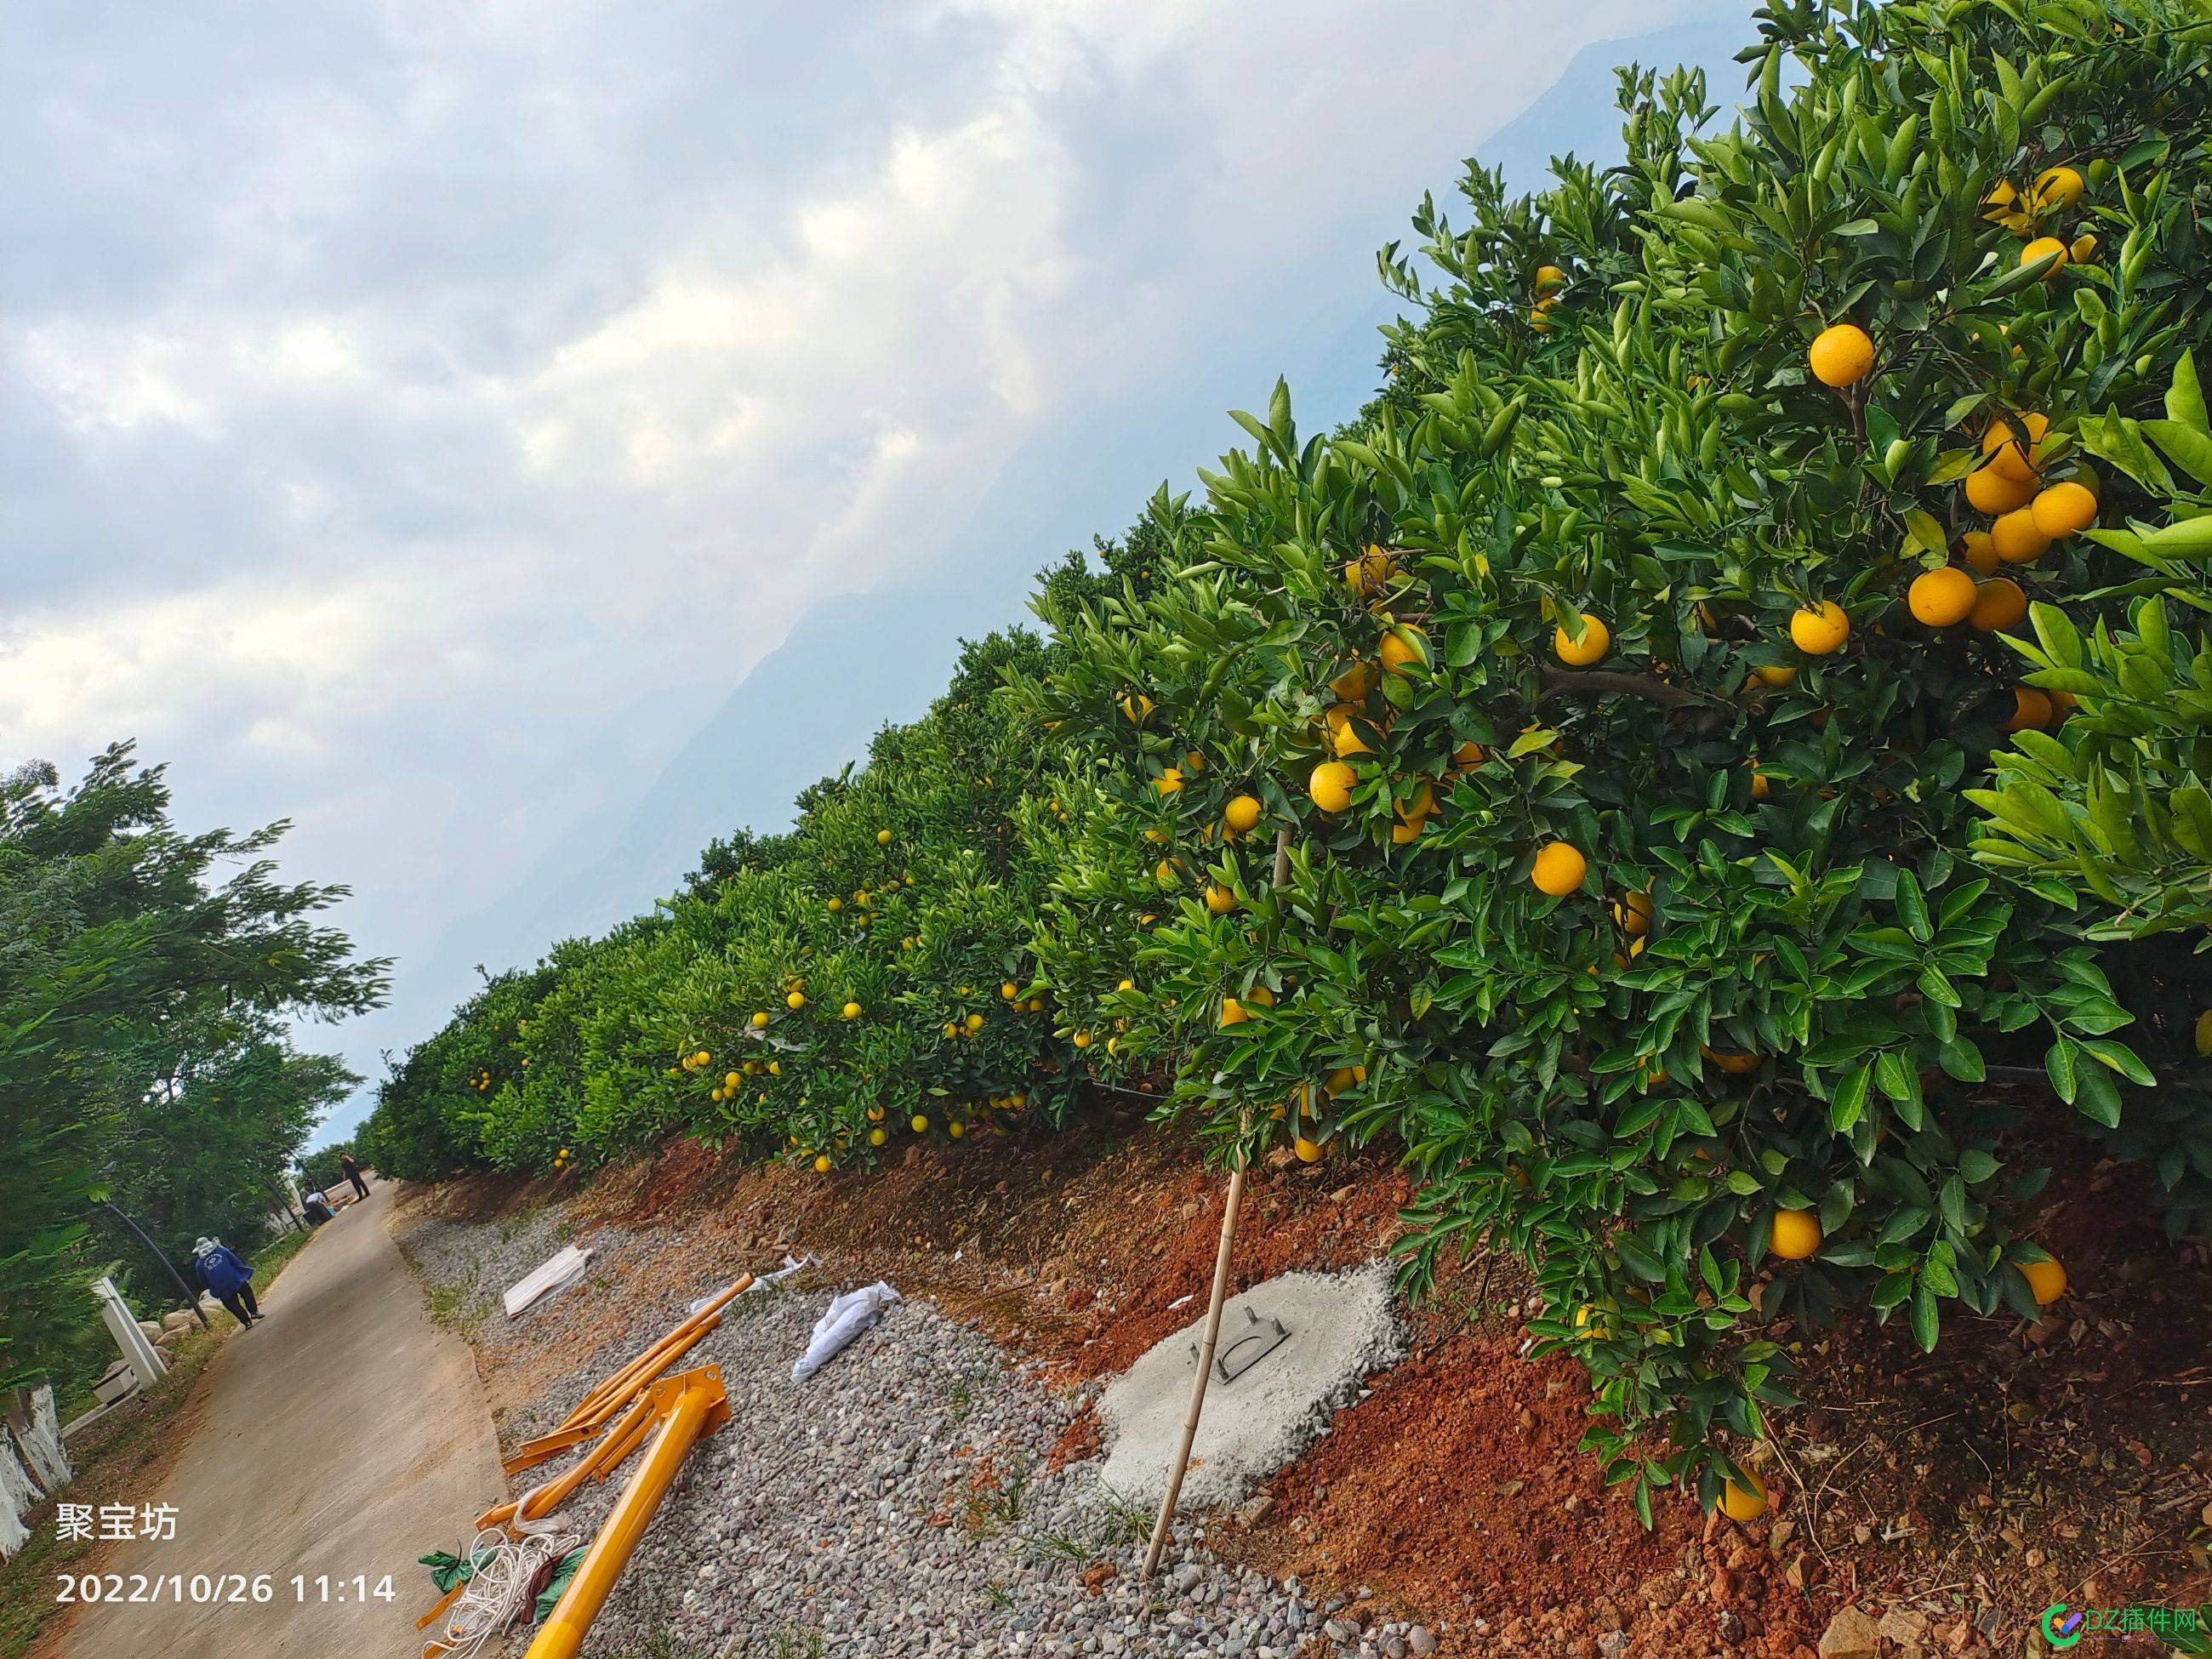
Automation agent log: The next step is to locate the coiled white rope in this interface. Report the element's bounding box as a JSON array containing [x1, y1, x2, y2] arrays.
[[424, 1522, 569, 1659]]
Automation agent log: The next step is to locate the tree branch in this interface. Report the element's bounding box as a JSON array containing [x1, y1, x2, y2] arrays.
[[1537, 665, 1712, 710]]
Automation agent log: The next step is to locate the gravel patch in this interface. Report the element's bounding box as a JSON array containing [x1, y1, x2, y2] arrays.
[[396, 1205, 641, 1354], [402, 1206, 1445, 1659]]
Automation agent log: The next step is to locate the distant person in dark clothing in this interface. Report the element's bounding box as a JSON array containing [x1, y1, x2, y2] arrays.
[[339, 1153, 369, 1200], [191, 1237, 261, 1329]]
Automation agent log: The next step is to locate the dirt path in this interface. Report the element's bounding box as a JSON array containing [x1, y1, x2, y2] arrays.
[[51, 1182, 504, 1659]]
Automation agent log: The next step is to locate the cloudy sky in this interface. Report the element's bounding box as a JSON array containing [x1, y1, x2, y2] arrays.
[[1, 0, 1736, 1140]]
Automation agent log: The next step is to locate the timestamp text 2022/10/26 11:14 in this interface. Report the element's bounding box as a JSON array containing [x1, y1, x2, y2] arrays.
[[51, 1572, 398, 1606]]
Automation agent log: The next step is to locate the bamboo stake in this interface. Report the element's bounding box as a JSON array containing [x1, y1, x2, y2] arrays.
[[1141, 827, 1291, 1580], [1139, 1158, 1248, 1579]]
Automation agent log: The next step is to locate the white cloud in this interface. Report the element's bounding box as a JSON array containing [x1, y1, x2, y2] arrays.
[[0, 567, 465, 751], [17, 326, 216, 436], [521, 103, 1074, 506], [0, 0, 1713, 1125], [269, 319, 367, 383]]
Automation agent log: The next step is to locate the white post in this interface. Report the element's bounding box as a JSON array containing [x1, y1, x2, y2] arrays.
[[93, 1276, 167, 1391], [0, 1440, 34, 1559], [7, 1384, 71, 1492], [1, 1383, 71, 1560]]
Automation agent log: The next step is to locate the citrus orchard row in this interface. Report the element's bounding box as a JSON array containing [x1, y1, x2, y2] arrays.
[[360, 0, 2212, 1521]]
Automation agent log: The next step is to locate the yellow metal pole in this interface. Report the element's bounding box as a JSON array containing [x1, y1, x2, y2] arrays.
[[549, 1274, 749, 1437], [510, 1316, 719, 1474], [523, 1366, 729, 1659], [480, 1390, 660, 1531]]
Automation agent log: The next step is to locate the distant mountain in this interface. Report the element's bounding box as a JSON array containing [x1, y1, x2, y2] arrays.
[[505, 9, 1758, 942], [1482, 13, 1752, 183], [504, 584, 989, 932]]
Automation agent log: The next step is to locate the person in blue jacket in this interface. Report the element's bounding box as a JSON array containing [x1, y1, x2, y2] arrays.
[[191, 1237, 262, 1329]]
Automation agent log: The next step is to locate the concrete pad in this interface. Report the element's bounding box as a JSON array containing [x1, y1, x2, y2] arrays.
[[1095, 1264, 1404, 1509]]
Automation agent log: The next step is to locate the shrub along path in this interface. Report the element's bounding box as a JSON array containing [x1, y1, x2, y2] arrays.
[[47, 1182, 504, 1659]]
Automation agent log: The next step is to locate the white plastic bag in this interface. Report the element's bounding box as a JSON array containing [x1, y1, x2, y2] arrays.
[[503, 1244, 593, 1319], [792, 1282, 901, 1382]]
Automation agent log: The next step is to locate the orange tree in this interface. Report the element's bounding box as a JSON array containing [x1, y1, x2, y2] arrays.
[[359, 630, 1092, 1179], [1967, 347, 2212, 1230], [1022, 0, 2212, 1519]]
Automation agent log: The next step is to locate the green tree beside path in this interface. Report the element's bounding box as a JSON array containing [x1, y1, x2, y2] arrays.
[[0, 745, 387, 1403]]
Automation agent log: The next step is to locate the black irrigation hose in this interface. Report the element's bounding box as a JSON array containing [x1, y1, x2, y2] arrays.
[[95, 1200, 211, 1330]]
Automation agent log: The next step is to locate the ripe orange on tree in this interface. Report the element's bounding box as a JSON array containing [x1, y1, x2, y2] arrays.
[[2020, 1255, 2067, 1308], [1554, 612, 1611, 665], [2005, 687, 2056, 732], [1807, 322, 1874, 387], [2031, 481, 2096, 539], [1964, 461, 2037, 516], [1969, 578, 2027, 632], [1788, 601, 1850, 655], [1907, 567, 1977, 627], [1531, 841, 1588, 896], [1378, 626, 1428, 676], [2021, 234, 2070, 276], [1719, 1472, 1768, 1523], [1981, 413, 2049, 484], [1769, 1210, 1822, 1260], [1990, 508, 2051, 564], [1308, 761, 1356, 812]]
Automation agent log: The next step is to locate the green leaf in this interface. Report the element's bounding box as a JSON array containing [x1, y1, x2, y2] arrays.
[[1937, 1037, 1986, 1081], [1874, 1049, 1914, 1103], [2044, 1039, 2078, 1104], [1894, 869, 1931, 941], [1901, 510, 1948, 556], [1939, 1175, 1966, 1234], [1922, 1246, 1958, 1297], [2167, 351, 2207, 435], [1616, 1234, 1668, 1284], [1653, 196, 1730, 231], [1910, 1280, 1940, 1352], [2077, 1037, 2153, 1086], [1942, 392, 1990, 429], [2076, 1063, 2123, 1128], [1829, 1063, 1872, 1132], [1508, 727, 1559, 758], [1981, 248, 2061, 299], [2141, 419, 2212, 487], [1924, 448, 1978, 486], [1918, 964, 1961, 1007], [2143, 514, 2212, 558]]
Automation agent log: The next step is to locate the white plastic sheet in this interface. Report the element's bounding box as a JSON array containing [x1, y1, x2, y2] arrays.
[[503, 1244, 594, 1319], [792, 1282, 901, 1382]]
